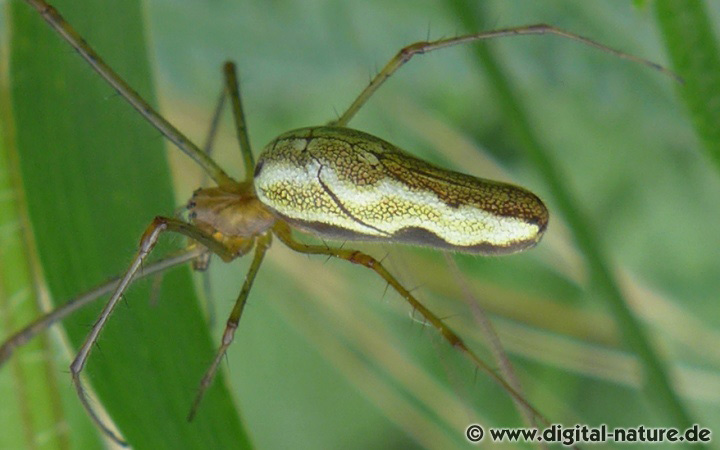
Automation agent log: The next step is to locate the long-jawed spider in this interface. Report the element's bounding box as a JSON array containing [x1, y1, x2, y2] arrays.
[[3, 0, 679, 447]]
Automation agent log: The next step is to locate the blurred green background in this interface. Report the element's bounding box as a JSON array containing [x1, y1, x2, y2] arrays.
[[1, 0, 719, 448]]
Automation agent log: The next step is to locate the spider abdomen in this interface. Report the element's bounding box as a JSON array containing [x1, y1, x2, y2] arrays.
[[254, 126, 548, 254]]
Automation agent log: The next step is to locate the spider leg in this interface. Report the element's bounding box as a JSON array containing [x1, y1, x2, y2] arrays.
[[22, 0, 235, 185], [188, 231, 272, 421], [69, 216, 238, 446], [0, 247, 205, 368], [222, 62, 255, 181], [331, 24, 678, 126], [272, 221, 550, 427]]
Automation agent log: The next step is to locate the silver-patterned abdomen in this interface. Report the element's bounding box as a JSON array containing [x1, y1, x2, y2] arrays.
[[254, 126, 548, 254]]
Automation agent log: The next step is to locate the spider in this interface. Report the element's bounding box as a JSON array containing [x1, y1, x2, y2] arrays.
[[3, 0, 678, 447]]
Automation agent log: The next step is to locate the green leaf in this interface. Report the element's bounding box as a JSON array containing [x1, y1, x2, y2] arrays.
[[1, 57, 97, 450], [4, 0, 251, 448], [655, 0, 720, 175]]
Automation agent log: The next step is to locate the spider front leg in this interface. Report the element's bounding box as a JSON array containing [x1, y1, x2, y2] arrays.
[[69, 216, 240, 447], [271, 221, 550, 428], [24, 0, 234, 185]]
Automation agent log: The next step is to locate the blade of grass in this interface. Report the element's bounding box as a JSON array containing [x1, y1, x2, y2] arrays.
[[7, 0, 251, 447], [1, 54, 95, 450], [654, 0, 720, 175], [445, 0, 694, 429]]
